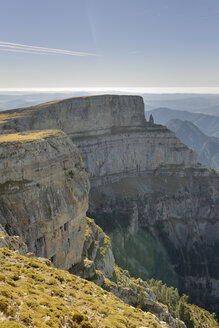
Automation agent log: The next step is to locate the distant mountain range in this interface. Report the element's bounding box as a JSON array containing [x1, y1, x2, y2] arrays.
[[143, 94, 219, 115], [165, 119, 219, 170], [146, 107, 219, 137], [0, 92, 91, 111], [1, 92, 219, 116], [146, 108, 219, 170]]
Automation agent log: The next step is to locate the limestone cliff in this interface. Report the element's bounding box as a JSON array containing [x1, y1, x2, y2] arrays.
[[89, 165, 219, 283], [0, 95, 219, 315], [0, 95, 197, 186], [0, 121, 183, 326], [0, 130, 89, 270]]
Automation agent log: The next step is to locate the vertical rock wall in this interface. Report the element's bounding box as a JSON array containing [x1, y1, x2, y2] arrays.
[[0, 130, 89, 270]]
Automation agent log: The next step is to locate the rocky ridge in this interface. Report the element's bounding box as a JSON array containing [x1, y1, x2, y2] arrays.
[[166, 118, 219, 170]]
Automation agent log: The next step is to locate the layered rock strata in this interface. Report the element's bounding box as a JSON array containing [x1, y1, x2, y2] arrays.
[[0, 95, 219, 314], [0, 95, 197, 186], [0, 130, 89, 270]]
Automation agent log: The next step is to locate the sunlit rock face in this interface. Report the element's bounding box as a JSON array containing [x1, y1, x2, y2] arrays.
[[1, 95, 219, 314], [0, 130, 89, 270], [0, 95, 197, 186]]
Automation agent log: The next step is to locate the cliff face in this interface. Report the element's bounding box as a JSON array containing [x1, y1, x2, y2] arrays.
[[0, 95, 146, 134], [89, 165, 219, 278], [0, 95, 196, 186], [1, 95, 219, 314], [0, 130, 89, 270]]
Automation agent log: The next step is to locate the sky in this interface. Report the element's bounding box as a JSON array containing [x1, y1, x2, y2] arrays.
[[0, 0, 219, 90]]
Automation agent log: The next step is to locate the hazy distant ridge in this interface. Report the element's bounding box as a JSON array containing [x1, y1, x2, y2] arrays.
[[166, 119, 219, 170], [146, 107, 219, 138]]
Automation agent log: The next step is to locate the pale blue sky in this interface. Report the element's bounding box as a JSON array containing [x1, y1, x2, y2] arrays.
[[0, 0, 219, 89]]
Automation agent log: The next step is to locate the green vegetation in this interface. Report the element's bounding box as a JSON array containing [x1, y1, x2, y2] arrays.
[[85, 220, 218, 327], [177, 295, 218, 328], [0, 323, 26, 328], [147, 278, 218, 328], [148, 278, 180, 317], [80, 156, 84, 166], [112, 265, 147, 293], [96, 233, 111, 260], [84, 217, 101, 242], [84, 217, 111, 262], [0, 247, 165, 328], [110, 227, 177, 286], [207, 167, 217, 174]]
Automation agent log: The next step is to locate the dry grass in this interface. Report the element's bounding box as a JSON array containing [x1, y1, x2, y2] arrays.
[[0, 248, 164, 328], [0, 112, 30, 124], [32, 95, 108, 108], [0, 130, 65, 145]]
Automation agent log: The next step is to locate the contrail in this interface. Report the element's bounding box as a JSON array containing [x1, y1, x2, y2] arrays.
[[0, 48, 54, 55], [0, 41, 98, 56]]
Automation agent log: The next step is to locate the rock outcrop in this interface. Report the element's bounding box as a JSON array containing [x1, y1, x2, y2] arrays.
[[0, 224, 27, 255], [70, 217, 115, 280], [0, 130, 89, 270]]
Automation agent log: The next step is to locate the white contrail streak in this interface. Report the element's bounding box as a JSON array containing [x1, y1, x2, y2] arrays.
[[0, 41, 98, 56], [0, 48, 54, 55]]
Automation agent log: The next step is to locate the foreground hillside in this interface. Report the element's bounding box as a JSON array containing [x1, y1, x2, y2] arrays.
[[0, 247, 172, 328], [0, 248, 218, 328]]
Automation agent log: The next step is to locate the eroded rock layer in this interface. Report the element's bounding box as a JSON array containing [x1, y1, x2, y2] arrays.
[[0, 95, 197, 186], [0, 130, 89, 270], [1, 95, 219, 314]]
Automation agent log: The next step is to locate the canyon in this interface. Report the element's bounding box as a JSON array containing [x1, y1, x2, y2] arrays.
[[0, 95, 219, 318]]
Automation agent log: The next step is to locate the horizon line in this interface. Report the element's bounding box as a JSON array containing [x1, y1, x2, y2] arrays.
[[0, 87, 219, 94]]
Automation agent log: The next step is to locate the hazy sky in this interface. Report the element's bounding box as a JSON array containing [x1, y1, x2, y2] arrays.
[[0, 0, 219, 89]]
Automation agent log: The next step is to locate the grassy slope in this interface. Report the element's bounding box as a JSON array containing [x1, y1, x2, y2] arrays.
[[0, 130, 65, 145], [0, 248, 165, 328]]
